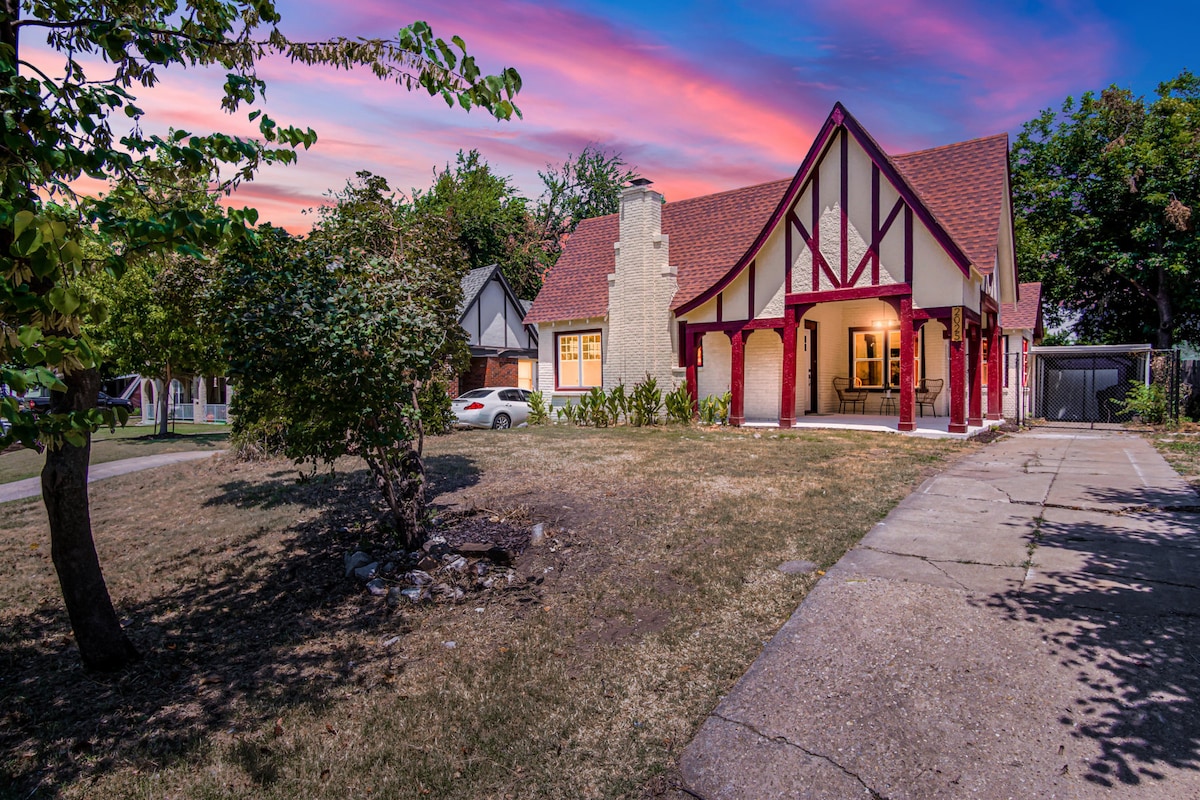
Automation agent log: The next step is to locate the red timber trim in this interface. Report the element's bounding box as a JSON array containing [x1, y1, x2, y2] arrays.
[[870, 164, 880, 284], [716, 293, 723, 322], [811, 168, 821, 291], [903, 205, 914, 285], [685, 328, 700, 410], [968, 322, 983, 426], [949, 332, 967, 433], [674, 108, 843, 316], [729, 329, 747, 426], [839, 129, 849, 285], [685, 316, 787, 335], [980, 291, 999, 315], [987, 314, 1003, 420], [674, 102, 973, 318], [780, 307, 798, 428], [786, 283, 910, 307], [914, 305, 981, 324], [748, 262, 756, 318], [898, 297, 916, 431], [848, 196, 904, 287]]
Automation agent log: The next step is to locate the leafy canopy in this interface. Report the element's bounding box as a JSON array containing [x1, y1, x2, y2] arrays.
[[1011, 71, 1200, 348]]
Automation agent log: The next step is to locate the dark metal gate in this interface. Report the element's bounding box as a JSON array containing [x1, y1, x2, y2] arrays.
[[1027, 345, 1182, 426]]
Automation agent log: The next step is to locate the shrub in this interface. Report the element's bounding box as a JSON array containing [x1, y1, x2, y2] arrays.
[[606, 382, 628, 426], [665, 380, 693, 425], [698, 391, 732, 425], [556, 400, 579, 425], [527, 390, 549, 425], [1112, 381, 1168, 425], [629, 375, 663, 426]]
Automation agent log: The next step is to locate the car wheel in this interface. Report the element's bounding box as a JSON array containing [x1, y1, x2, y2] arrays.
[[492, 413, 511, 430]]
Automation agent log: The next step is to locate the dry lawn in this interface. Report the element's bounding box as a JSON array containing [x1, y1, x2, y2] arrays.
[[1152, 422, 1200, 489], [0, 425, 966, 799]]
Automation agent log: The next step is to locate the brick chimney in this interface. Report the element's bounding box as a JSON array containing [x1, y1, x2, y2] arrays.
[[607, 179, 678, 388]]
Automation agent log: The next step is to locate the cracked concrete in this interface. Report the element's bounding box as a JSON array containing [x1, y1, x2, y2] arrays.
[[678, 429, 1200, 799]]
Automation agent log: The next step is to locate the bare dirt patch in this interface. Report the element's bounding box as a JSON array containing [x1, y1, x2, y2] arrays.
[[0, 425, 967, 799]]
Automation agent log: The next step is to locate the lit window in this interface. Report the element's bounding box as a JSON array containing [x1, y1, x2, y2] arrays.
[[557, 332, 602, 389], [853, 328, 920, 389], [981, 339, 989, 387]]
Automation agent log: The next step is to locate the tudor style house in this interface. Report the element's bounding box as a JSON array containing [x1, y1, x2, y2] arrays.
[[455, 263, 538, 393], [524, 103, 1037, 434]]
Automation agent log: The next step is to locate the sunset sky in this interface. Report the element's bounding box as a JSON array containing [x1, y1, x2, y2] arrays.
[[33, 1, 1198, 230]]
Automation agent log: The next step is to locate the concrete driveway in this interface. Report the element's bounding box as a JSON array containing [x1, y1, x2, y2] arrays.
[[680, 429, 1200, 799]]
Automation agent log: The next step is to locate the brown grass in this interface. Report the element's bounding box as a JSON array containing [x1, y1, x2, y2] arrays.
[[0, 424, 965, 799], [1151, 422, 1200, 490]]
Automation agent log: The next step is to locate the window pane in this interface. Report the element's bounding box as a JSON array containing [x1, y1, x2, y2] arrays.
[[582, 334, 601, 362]]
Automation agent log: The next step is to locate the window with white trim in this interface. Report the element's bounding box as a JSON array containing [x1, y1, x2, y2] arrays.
[[557, 332, 602, 389], [851, 328, 921, 389]]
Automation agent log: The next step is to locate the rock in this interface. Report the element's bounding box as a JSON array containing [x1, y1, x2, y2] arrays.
[[366, 578, 388, 596], [382, 562, 396, 576], [777, 559, 819, 576], [354, 562, 379, 582], [451, 542, 513, 565], [417, 555, 440, 572], [530, 523, 546, 546], [400, 587, 425, 603], [433, 583, 464, 601], [446, 555, 469, 573], [421, 535, 447, 553], [344, 551, 372, 577], [386, 587, 405, 608], [443, 641, 457, 649], [473, 562, 489, 577], [404, 570, 433, 586]]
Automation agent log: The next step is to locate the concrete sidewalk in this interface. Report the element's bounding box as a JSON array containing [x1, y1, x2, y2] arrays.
[[680, 430, 1200, 799], [0, 450, 224, 504]]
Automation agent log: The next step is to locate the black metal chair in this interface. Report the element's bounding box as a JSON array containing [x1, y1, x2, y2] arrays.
[[833, 376, 867, 413], [915, 378, 943, 417]]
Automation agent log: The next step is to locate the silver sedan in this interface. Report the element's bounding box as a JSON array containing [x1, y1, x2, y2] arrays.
[[451, 387, 532, 430]]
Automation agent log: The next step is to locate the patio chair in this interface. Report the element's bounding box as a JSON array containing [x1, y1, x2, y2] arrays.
[[833, 376, 867, 414], [915, 378, 943, 417]]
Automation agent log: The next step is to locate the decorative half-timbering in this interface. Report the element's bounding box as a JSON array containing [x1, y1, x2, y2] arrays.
[[457, 264, 538, 392], [525, 103, 1033, 433]]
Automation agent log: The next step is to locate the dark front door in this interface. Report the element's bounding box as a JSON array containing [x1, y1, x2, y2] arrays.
[[805, 321, 818, 413]]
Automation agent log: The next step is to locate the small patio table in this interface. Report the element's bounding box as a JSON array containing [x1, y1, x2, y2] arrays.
[[879, 394, 897, 415]]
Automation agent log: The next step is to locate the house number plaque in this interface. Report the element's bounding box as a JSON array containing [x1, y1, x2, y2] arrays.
[[951, 307, 964, 342]]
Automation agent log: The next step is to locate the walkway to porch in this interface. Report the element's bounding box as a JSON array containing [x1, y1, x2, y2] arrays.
[[742, 414, 1003, 439]]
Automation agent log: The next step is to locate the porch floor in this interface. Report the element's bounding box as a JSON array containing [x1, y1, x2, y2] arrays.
[[742, 414, 1003, 439]]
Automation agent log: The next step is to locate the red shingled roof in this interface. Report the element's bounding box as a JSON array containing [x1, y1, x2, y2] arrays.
[[1001, 282, 1043, 336], [524, 125, 1010, 325], [890, 133, 1009, 276]]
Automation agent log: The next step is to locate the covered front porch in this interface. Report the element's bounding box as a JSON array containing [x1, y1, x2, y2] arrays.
[[685, 292, 1004, 434], [743, 413, 1003, 439]]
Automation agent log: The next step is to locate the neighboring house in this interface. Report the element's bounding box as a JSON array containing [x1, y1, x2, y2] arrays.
[[139, 374, 232, 425], [525, 103, 1039, 433], [997, 282, 1045, 418], [456, 263, 538, 393]]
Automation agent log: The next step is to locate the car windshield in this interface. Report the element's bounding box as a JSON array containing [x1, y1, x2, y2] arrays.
[[456, 389, 494, 400]]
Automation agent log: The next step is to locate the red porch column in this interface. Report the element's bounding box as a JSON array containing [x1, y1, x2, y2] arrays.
[[779, 311, 798, 428], [968, 322, 983, 427], [898, 298, 916, 432], [685, 328, 699, 413], [987, 315, 1003, 420], [729, 330, 746, 427], [948, 327, 967, 434]]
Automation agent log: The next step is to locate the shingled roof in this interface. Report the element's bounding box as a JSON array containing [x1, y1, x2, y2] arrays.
[[1001, 282, 1044, 337], [524, 122, 1010, 326]]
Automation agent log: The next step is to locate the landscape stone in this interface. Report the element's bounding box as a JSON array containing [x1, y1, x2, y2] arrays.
[[353, 562, 379, 582], [344, 551, 371, 577], [366, 578, 388, 596]]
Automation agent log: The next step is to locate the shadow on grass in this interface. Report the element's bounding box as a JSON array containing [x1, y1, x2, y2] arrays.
[[982, 481, 1200, 789], [101, 432, 230, 449], [0, 453, 481, 797]]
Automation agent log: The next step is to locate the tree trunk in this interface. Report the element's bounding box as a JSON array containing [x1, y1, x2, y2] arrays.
[[158, 364, 171, 437], [43, 367, 140, 671], [1154, 269, 1174, 349]]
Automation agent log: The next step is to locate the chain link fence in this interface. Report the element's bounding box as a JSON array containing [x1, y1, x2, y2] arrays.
[[1011, 346, 1185, 428]]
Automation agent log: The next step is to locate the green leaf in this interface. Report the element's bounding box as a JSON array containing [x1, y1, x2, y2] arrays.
[[14, 210, 35, 239]]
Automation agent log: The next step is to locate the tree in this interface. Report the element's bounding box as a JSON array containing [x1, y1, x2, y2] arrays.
[[413, 149, 545, 299], [1011, 71, 1200, 348], [537, 144, 638, 263], [0, 1, 521, 671], [84, 167, 227, 437], [220, 175, 469, 548]]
